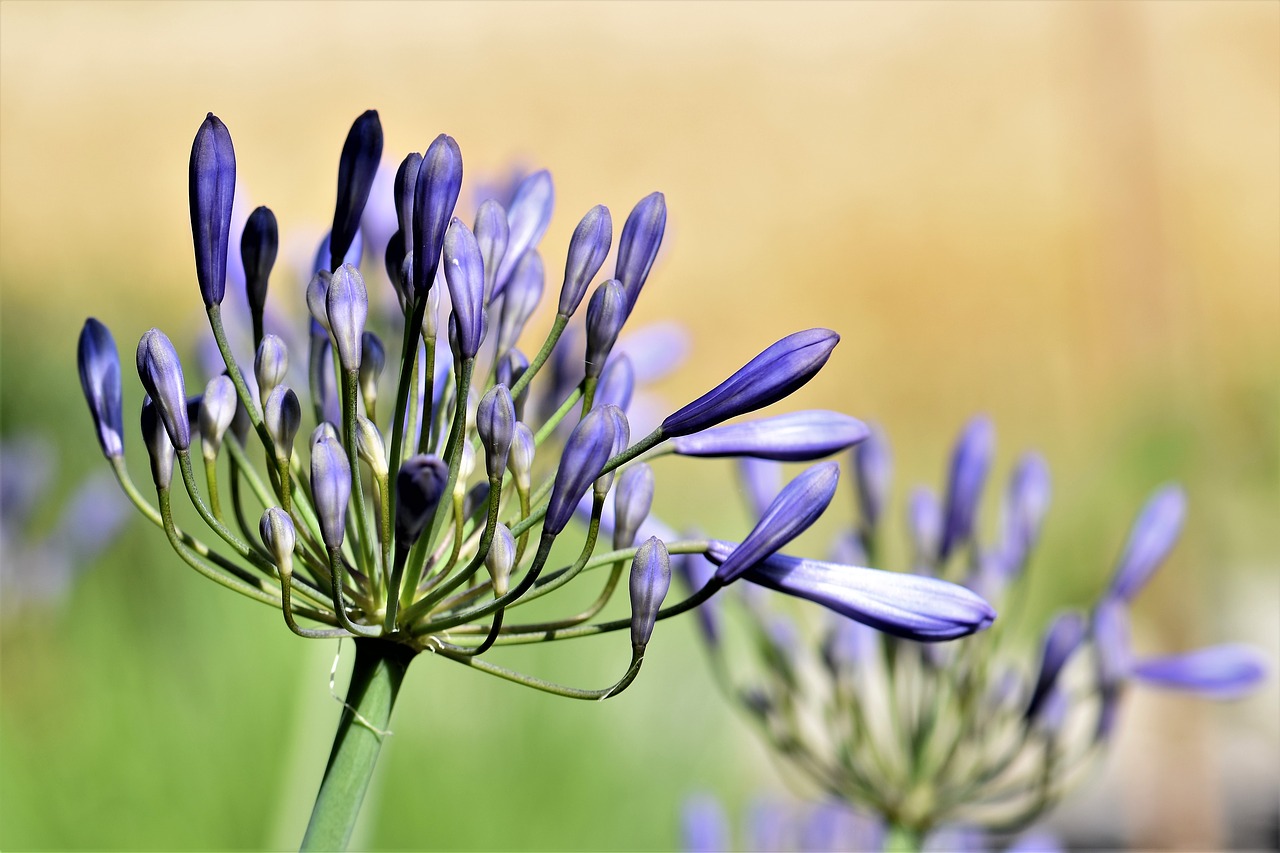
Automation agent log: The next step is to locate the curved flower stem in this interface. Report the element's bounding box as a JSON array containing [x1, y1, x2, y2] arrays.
[[301, 638, 415, 852]]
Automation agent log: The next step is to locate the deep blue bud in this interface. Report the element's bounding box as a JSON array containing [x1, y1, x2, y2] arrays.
[[477, 384, 516, 481], [395, 454, 449, 546], [1109, 485, 1186, 603], [77, 318, 124, 459], [254, 334, 289, 406], [496, 249, 544, 357], [662, 329, 839, 438], [671, 411, 869, 462], [264, 386, 302, 463], [442, 218, 486, 359], [1131, 645, 1265, 700], [1025, 612, 1087, 720], [241, 206, 278, 325], [412, 135, 463, 306], [384, 230, 408, 307], [135, 329, 190, 452], [613, 463, 655, 550], [326, 263, 368, 373], [629, 536, 671, 649], [584, 280, 628, 380], [712, 461, 840, 583], [545, 404, 620, 535], [853, 423, 891, 530], [329, 110, 383, 270], [614, 192, 666, 311], [474, 199, 509, 300], [938, 415, 995, 561], [493, 169, 553, 298], [594, 353, 635, 414], [199, 375, 237, 460], [311, 432, 351, 549], [559, 204, 612, 316], [189, 113, 235, 307], [140, 397, 175, 490]]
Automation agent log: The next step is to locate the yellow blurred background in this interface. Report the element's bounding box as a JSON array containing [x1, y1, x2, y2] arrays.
[[2, 2, 1276, 850]]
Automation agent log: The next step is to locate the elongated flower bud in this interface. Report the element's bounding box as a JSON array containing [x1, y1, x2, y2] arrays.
[[938, 415, 994, 562], [1025, 612, 1086, 721], [264, 386, 301, 463], [671, 411, 868, 462], [1001, 451, 1051, 570], [199, 375, 237, 461], [614, 192, 665, 311], [189, 113, 235, 307], [545, 404, 620, 535], [1092, 597, 1131, 691], [442, 218, 486, 359], [909, 486, 942, 567], [359, 331, 385, 413], [254, 334, 289, 406], [395, 454, 449, 546], [853, 423, 890, 531], [306, 271, 332, 332], [385, 231, 409, 308], [662, 329, 839, 437], [486, 522, 516, 596], [259, 506, 296, 570], [594, 353, 635, 413], [474, 199, 509, 301], [329, 110, 383, 270], [354, 415, 387, 479], [594, 406, 631, 498], [559, 204, 612, 316], [477, 384, 515, 481], [140, 397, 175, 490], [496, 250, 543, 357], [394, 152, 422, 256], [412, 134, 463, 306], [630, 536, 671, 649], [241, 206, 278, 328], [136, 329, 190, 452], [326, 263, 368, 373], [78, 318, 124, 459], [494, 169, 553, 298], [584, 280, 627, 380], [613, 463, 655, 550], [712, 461, 840, 583], [508, 423, 535, 493], [311, 433, 351, 549], [1130, 645, 1266, 700], [1109, 485, 1186, 603], [738, 458, 781, 519]]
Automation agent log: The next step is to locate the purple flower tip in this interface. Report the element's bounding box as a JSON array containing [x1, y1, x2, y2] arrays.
[[241, 206, 278, 319], [615, 191, 666, 311], [584, 280, 628, 380], [1132, 644, 1266, 700], [474, 199, 510, 300], [1109, 484, 1186, 603], [329, 110, 384, 270], [1026, 611, 1087, 720], [476, 384, 515, 480], [672, 410, 869, 462], [77, 318, 125, 459], [189, 112, 236, 307], [938, 415, 995, 562]]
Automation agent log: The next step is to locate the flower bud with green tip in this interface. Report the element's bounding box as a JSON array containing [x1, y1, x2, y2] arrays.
[[545, 404, 619, 535], [613, 463, 654, 550], [486, 522, 516, 597], [241, 206, 278, 334], [395, 454, 449, 547], [477, 384, 515, 481], [136, 329, 190, 452], [629, 536, 671, 650], [559, 204, 612, 316], [584, 280, 627, 380], [264, 386, 301, 464], [326, 263, 368, 373], [77, 318, 125, 459], [254, 334, 289, 406], [329, 110, 383, 270], [199, 375, 237, 462], [311, 433, 351, 549], [189, 112, 235, 307]]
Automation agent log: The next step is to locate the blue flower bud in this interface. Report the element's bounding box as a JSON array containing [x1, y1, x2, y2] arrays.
[[1092, 597, 1131, 690], [594, 353, 635, 414], [671, 410, 868, 462], [821, 613, 879, 674], [495, 249, 543, 357], [908, 486, 942, 568], [584, 280, 628, 380], [241, 206, 278, 325], [614, 192, 666, 311], [545, 404, 620, 535], [713, 461, 840, 583], [496, 349, 530, 421], [938, 415, 995, 562], [395, 454, 449, 546], [738, 458, 782, 519], [853, 423, 891, 530], [306, 270, 332, 332], [613, 463, 655, 550], [254, 334, 289, 406], [77, 318, 124, 459], [1025, 612, 1087, 721], [1000, 451, 1052, 571], [594, 406, 631, 497], [486, 522, 516, 596], [140, 397, 175, 490], [508, 422, 536, 493], [310, 432, 351, 549], [329, 110, 383, 270], [312, 230, 363, 276], [326, 263, 368, 373], [442, 218, 486, 359], [493, 169, 553, 298], [476, 384, 515, 481], [559, 204, 612, 316], [394, 152, 422, 255], [135, 329, 190, 452], [474, 199, 509, 301], [708, 541, 996, 641], [662, 329, 839, 438], [412, 135, 463, 306], [259, 506, 296, 569], [188, 113, 236, 307], [629, 536, 671, 649], [1109, 485, 1186, 603], [682, 795, 730, 853], [1131, 644, 1265, 700], [199, 375, 237, 461]]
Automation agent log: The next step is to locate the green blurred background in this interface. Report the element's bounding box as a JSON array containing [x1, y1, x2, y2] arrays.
[[1, 1, 1276, 849]]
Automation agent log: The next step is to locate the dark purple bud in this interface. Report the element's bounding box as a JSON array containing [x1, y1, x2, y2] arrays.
[[908, 486, 942, 567], [393, 152, 422, 258], [614, 192, 666, 311], [1131, 645, 1266, 700], [496, 349, 530, 421], [77, 318, 124, 459], [508, 422, 535, 492], [188, 113, 235, 306], [584, 280, 628, 380], [359, 331, 385, 411], [629, 536, 671, 648], [442, 218, 486, 359], [241, 206, 277, 325], [493, 169, 553, 298], [672, 410, 869, 462], [135, 329, 190, 452], [477, 384, 516, 481], [594, 353, 635, 414], [1109, 485, 1186, 602], [198, 375, 237, 460], [938, 415, 995, 561], [311, 432, 351, 549], [329, 110, 383, 270], [140, 397, 175, 490], [264, 386, 302, 463], [254, 334, 288, 406], [545, 404, 620, 535], [1025, 611, 1087, 721], [559, 204, 612, 316], [474, 199, 509, 300], [711, 461, 839, 583], [395, 454, 449, 546], [708, 541, 997, 641], [385, 230, 408, 308], [1001, 452, 1051, 569], [326, 263, 368, 372], [662, 329, 839, 438], [613, 463, 655, 550], [853, 423, 891, 530], [412, 135, 464, 306], [496, 249, 544, 357]]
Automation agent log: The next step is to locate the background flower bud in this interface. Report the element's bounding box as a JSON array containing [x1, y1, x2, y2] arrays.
[[853, 423, 891, 531], [355, 415, 387, 479], [1109, 484, 1186, 603], [241, 205, 278, 328], [612, 463, 655, 550], [136, 329, 190, 452], [496, 350, 529, 421], [477, 384, 515, 481], [508, 422, 536, 493], [493, 169, 553, 298], [306, 271, 332, 332], [593, 353, 635, 414], [485, 522, 516, 597], [938, 415, 995, 562], [259, 506, 296, 570], [395, 454, 449, 546], [495, 250, 543, 357], [629, 536, 672, 649], [474, 198, 509, 301], [77, 318, 124, 459], [140, 397, 174, 491], [359, 331, 385, 414], [188, 112, 235, 307], [442, 218, 486, 360]]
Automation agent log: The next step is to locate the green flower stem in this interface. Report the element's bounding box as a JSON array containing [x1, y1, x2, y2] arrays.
[[438, 645, 642, 700], [207, 304, 273, 447], [533, 385, 583, 445], [327, 545, 381, 638], [203, 454, 223, 520], [507, 313, 569, 402], [386, 289, 433, 524], [157, 487, 282, 607], [884, 823, 923, 853], [341, 369, 377, 589], [301, 638, 415, 851], [419, 332, 437, 454]]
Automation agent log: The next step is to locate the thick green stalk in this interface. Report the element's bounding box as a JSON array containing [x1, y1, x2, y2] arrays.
[[301, 639, 416, 851]]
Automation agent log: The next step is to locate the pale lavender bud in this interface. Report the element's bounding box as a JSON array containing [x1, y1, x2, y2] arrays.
[[412, 135, 463, 306], [329, 110, 383, 270], [1026, 612, 1087, 721], [493, 169, 553, 298], [254, 334, 289, 406], [474, 198, 509, 300], [1109, 485, 1186, 603], [672, 411, 869, 462], [853, 423, 891, 531], [486, 522, 516, 596], [189, 113, 235, 307], [354, 415, 387, 479], [938, 416, 995, 561], [1001, 452, 1052, 571], [311, 433, 351, 549], [198, 375, 237, 460], [395, 454, 449, 546], [442, 218, 486, 359], [326, 263, 368, 373], [1131, 645, 1266, 699], [821, 613, 879, 674], [584, 280, 628, 380], [477, 384, 516, 481], [77, 318, 124, 459], [614, 192, 666, 311], [559, 204, 612, 316], [135, 329, 190, 452], [508, 422, 536, 492], [259, 506, 296, 569], [545, 404, 619, 535], [908, 486, 942, 568], [594, 353, 634, 413], [140, 398, 175, 491], [1092, 598, 1131, 740], [629, 536, 671, 649], [613, 463, 655, 550], [594, 406, 631, 497]]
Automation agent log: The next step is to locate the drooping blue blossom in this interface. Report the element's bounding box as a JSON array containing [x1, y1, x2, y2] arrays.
[[559, 204, 612, 316], [671, 411, 868, 462], [77, 318, 125, 460], [1131, 645, 1266, 700], [938, 415, 994, 562], [1108, 484, 1186, 603], [614, 191, 666, 311], [328, 109, 383, 270], [188, 113, 236, 307]]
